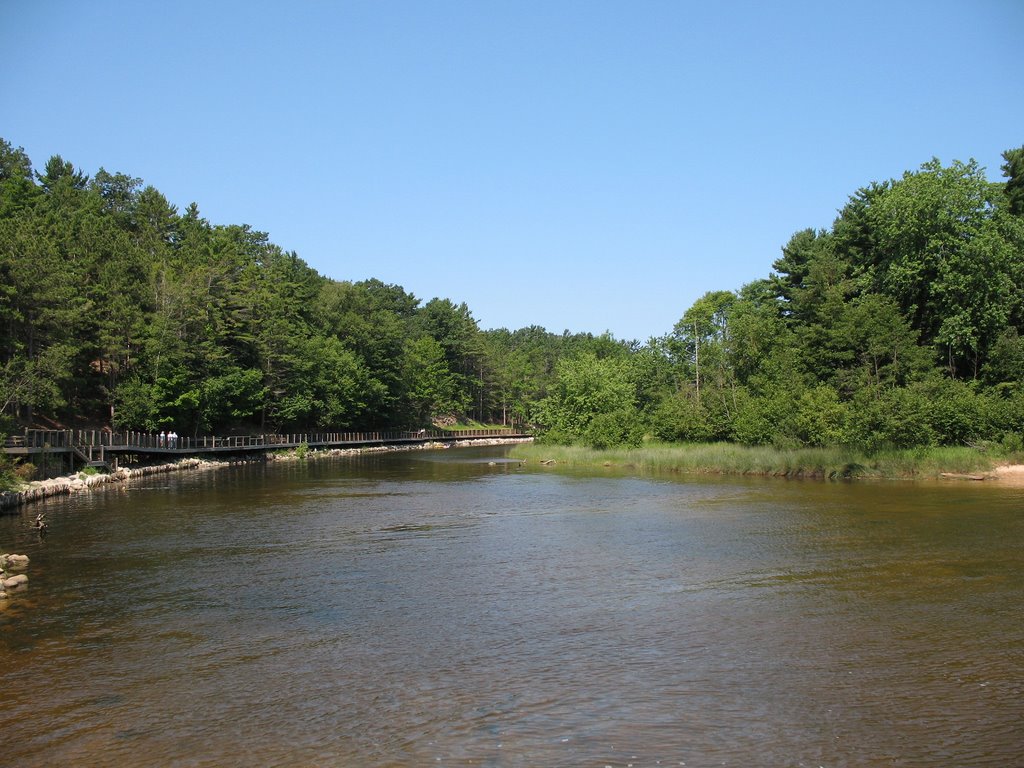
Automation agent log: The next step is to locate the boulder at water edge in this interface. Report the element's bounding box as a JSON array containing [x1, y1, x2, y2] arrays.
[[2, 573, 28, 589], [0, 553, 29, 570]]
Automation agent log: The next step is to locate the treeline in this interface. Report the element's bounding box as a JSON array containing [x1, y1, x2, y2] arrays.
[[2, 138, 1023, 453], [535, 150, 1024, 452], [0, 138, 624, 436]]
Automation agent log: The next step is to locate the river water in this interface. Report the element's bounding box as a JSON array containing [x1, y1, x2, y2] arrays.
[[1, 446, 1022, 767]]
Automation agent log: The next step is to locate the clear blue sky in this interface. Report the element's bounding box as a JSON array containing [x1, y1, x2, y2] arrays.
[[2, 0, 1022, 342]]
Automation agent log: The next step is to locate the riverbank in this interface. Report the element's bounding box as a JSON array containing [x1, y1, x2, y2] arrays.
[[510, 440, 1024, 481], [0, 458, 221, 511], [0, 436, 534, 512]]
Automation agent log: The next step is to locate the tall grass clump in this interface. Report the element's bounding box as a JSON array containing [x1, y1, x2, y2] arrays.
[[510, 440, 1010, 480]]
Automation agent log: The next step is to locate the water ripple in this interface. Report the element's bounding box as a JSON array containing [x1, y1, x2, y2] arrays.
[[2, 450, 1022, 766]]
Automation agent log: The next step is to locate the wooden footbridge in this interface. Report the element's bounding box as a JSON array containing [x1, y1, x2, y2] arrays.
[[2, 427, 531, 472]]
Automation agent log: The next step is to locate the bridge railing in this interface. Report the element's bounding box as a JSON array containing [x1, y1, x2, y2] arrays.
[[3, 430, 71, 449], [5, 427, 527, 453]]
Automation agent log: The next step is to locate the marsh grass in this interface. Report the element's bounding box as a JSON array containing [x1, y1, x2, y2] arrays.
[[511, 440, 1010, 480]]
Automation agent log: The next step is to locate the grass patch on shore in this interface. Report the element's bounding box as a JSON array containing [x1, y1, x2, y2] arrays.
[[509, 440, 1012, 480], [439, 418, 520, 431]]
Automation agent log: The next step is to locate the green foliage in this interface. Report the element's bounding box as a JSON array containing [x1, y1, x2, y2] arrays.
[[1002, 431, 1023, 454], [824, 294, 932, 395], [0, 345, 73, 415], [1002, 146, 1024, 216], [729, 384, 850, 448], [583, 408, 644, 450], [199, 367, 265, 432], [916, 377, 992, 445], [13, 460, 35, 483], [854, 159, 1019, 375], [848, 387, 936, 453], [3, 136, 1023, 458], [729, 387, 788, 446], [535, 352, 640, 446], [652, 391, 705, 442], [313, 279, 412, 426], [789, 385, 850, 447], [400, 335, 465, 424], [987, 388, 1024, 443], [112, 378, 161, 430], [0, 138, 518, 431], [0, 448, 18, 490], [983, 328, 1024, 387]]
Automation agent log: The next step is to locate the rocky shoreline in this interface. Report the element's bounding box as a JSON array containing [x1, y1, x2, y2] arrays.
[[0, 437, 533, 513]]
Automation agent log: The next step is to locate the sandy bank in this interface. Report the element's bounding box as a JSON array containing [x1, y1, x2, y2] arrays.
[[988, 464, 1024, 486]]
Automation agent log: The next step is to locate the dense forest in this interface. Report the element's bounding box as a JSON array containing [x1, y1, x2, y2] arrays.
[[0, 137, 628, 437], [2, 137, 1023, 454]]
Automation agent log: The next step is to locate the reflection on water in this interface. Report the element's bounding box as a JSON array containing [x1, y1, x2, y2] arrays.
[[2, 448, 1022, 766]]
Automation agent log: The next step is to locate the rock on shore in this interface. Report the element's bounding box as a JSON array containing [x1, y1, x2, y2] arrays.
[[0, 553, 30, 602], [264, 436, 533, 461], [0, 458, 217, 512]]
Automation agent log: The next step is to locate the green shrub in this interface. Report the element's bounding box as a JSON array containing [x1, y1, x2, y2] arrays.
[[730, 393, 774, 445], [584, 409, 644, 449], [850, 387, 936, 453], [791, 385, 850, 447], [0, 457, 22, 490], [920, 378, 992, 444], [653, 391, 729, 442], [731, 387, 800, 446], [13, 461, 36, 482], [989, 389, 1024, 436], [652, 394, 703, 441], [1002, 431, 1024, 454]]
